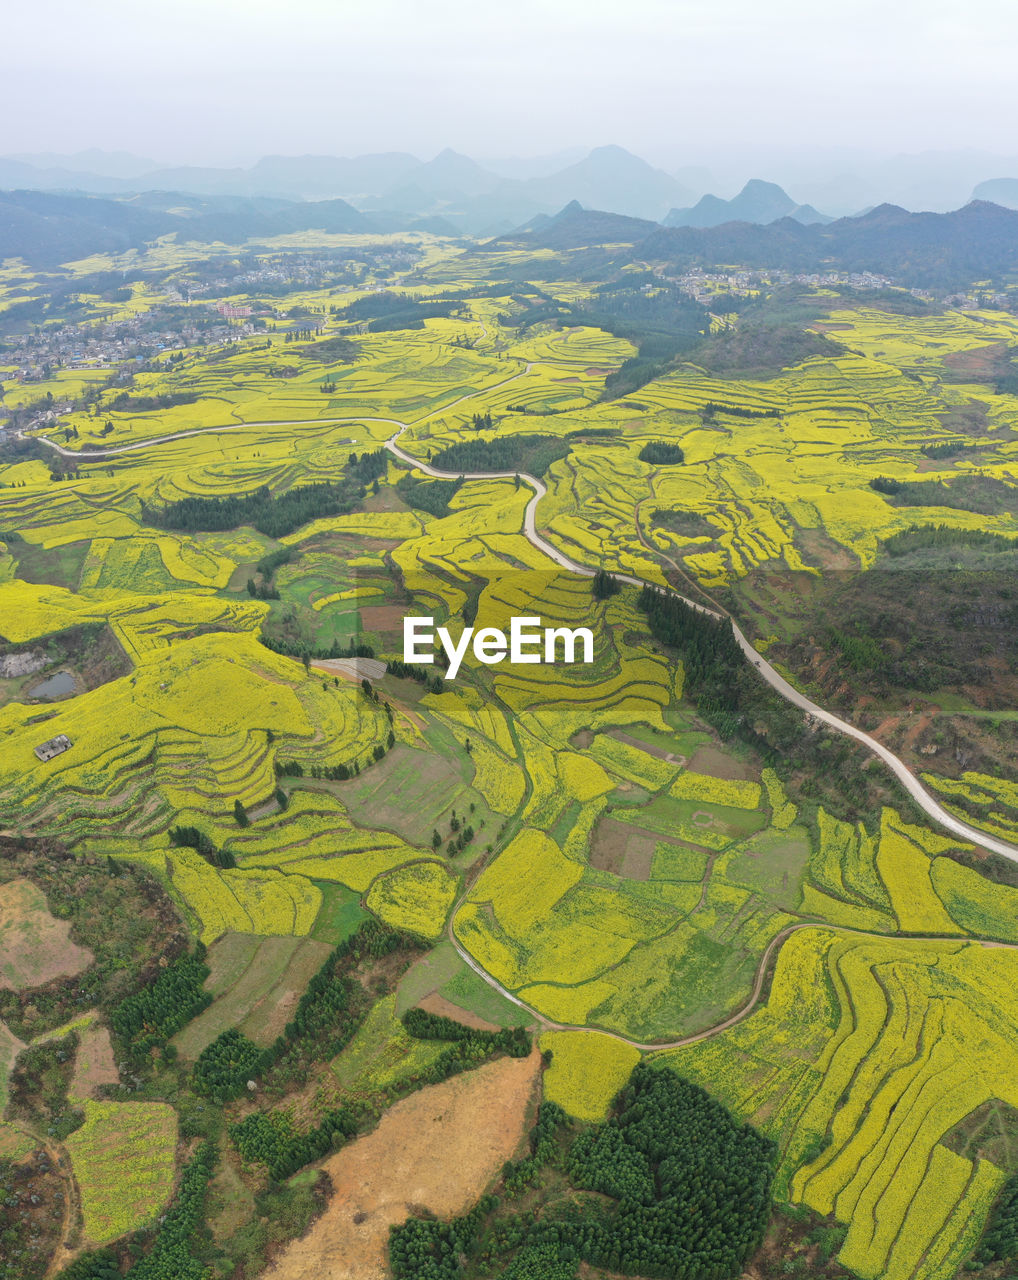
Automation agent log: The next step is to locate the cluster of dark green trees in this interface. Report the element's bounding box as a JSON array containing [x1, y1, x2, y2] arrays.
[[192, 1028, 267, 1102], [976, 1170, 1018, 1262], [919, 439, 972, 459], [471, 411, 495, 431], [391, 1066, 775, 1280], [870, 473, 1017, 516], [168, 824, 236, 868], [145, 479, 360, 540], [389, 1195, 498, 1280], [592, 567, 620, 599], [337, 290, 457, 332], [638, 586, 745, 740], [231, 1107, 358, 1181], [563, 1068, 775, 1277], [431, 434, 569, 478], [881, 523, 1017, 558], [396, 473, 462, 518], [638, 441, 684, 465], [501, 1100, 566, 1197], [299, 334, 359, 363], [347, 447, 388, 484], [110, 952, 211, 1059], [385, 656, 445, 693], [283, 326, 323, 342]]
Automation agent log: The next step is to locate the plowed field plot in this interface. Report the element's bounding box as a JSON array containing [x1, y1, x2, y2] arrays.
[[268, 1048, 542, 1280], [589, 814, 656, 879], [69, 1022, 118, 1101], [173, 932, 333, 1059], [0, 878, 93, 988]]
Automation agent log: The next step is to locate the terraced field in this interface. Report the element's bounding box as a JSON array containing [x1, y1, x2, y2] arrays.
[[4, 241, 1018, 1280]]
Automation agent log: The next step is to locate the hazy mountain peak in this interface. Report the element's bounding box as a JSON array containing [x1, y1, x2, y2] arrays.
[[664, 178, 829, 229]]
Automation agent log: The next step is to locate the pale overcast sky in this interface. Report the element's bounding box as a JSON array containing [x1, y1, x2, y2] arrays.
[[5, 0, 1018, 165]]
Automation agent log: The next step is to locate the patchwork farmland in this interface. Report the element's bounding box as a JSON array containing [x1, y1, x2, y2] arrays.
[[2, 229, 1018, 1280]]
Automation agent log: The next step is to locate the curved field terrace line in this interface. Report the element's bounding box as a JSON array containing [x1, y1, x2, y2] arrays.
[[446, 913, 1018, 1052]]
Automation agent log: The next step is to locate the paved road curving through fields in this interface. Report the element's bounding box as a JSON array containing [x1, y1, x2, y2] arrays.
[[21, 367, 1018, 863], [20, 371, 1018, 1053], [382, 426, 1018, 863]]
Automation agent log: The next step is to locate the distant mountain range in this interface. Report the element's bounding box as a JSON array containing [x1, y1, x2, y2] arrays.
[[0, 145, 697, 235], [495, 198, 1018, 290], [3, 145, 1018, 236], [2, 185, 1016, 293]]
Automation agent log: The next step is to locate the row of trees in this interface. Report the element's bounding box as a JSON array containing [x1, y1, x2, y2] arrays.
[[385, 657, 445, 693], [259, 633, 376, 663], [431, 433, 570, 478], [145, 479, 361, 539]]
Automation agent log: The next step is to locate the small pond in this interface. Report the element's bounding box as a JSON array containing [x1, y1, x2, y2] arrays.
[[28, 670, 76, 699]]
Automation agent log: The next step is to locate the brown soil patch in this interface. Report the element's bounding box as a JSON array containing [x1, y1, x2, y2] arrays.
[[359, 604, 407, 632], [688, 745, 757, 782], [417, 992, 499, 1032], [268, 1050, 542, 1280], [571, 728, 594, 749], [69, 1022, 118, 1101], [0, 879, 93, 990], [589, 815, 654, 881], [943, 341, 1010, 379], [795, 528, 859, 572], [584, 366, 614, 375]]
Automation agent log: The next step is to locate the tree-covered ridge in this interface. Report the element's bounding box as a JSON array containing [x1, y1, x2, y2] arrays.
[[880, 523, 1018, 558]]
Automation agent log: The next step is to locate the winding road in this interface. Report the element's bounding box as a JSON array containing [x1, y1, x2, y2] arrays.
[[20, 365, 1018, 866], [19, 371, 1018, 1053]]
